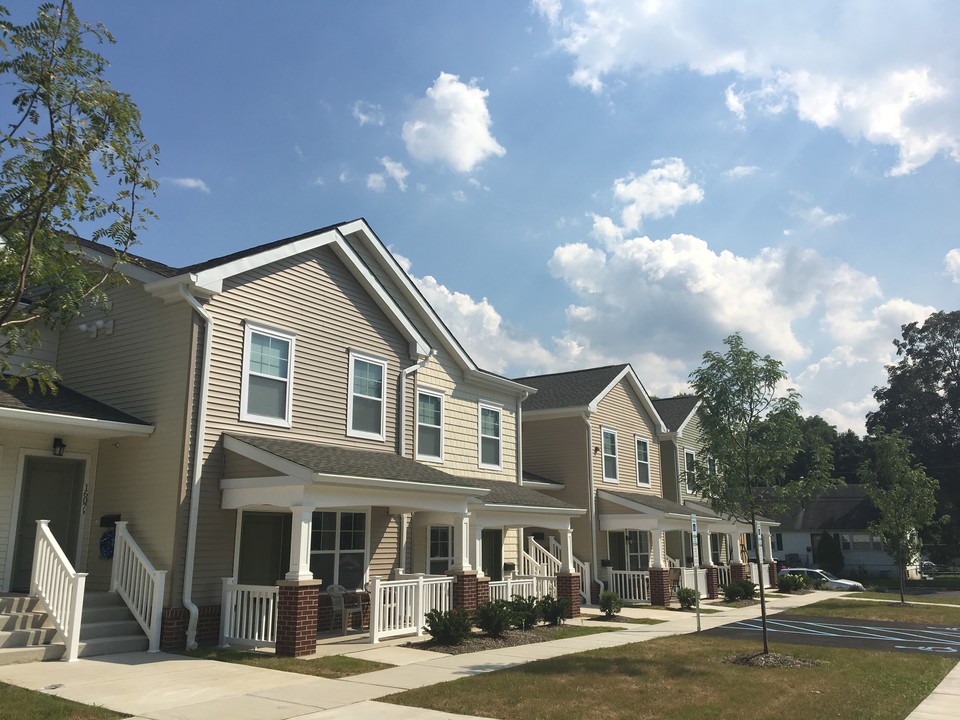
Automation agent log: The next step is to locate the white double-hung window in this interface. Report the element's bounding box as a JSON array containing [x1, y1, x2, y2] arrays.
[[416, 390, 444, 461], [635, 437, 650, 486], [478, 403, 502, 469], [240, 322, 295, 426], [348, 352, 386, 440], [684, 450, 696, 493], [602, 428, 618, 482]]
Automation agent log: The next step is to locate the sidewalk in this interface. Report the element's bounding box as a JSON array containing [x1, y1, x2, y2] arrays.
[[0, 590, 953, 720]]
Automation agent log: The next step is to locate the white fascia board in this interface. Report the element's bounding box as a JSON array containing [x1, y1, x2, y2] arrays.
[[0, 409, 154, 438], [313, 472, 487, 498], [220, 475, 294, 490], [589, 366, 668, 434], [673, 399, 703, 436], [521, 480, 566, 490], [522, 406, 592, 421], [598, 514, 661, 531], [470, 508, 580, 531], [328, 234, 431, 357], [464, 369, 537, 397], [338, 219, 479, 371], [143, 274, 203, 303], [473, 502, 586, 517], [79, 245, 170, 284]]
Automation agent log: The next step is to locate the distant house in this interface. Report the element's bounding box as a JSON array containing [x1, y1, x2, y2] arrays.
[[771, 484, 908, 577]]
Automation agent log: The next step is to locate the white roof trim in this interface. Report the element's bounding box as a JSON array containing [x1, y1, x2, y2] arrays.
[[79, 244, 170, 284], [0, 407, 155, 438], [673, 398, 703, 436], [588, 366, 668, 433]]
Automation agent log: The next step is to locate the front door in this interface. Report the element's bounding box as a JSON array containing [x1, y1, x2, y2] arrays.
[[237, 512, 291, 586], [481, 529, 503, 581], [11, 457, 85, 592]]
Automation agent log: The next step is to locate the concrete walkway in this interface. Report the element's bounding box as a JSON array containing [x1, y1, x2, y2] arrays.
[[0, 590, 954, 719]]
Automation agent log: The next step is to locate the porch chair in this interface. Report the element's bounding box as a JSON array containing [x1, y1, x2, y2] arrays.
[[327, 584, 364, 634]]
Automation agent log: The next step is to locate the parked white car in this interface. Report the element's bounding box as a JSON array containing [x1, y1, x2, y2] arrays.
[[778, 568, 865, 592]]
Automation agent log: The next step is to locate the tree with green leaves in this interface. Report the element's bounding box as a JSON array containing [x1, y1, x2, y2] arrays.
[[691, 333, 833, 654], [859, 429, 940, 604], [868, 310, 960, 562], [0, 1, 157, 390]]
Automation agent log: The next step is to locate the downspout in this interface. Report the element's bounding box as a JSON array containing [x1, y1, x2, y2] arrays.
[[516, 392, 528, 485], [582, 412, 604, 594], [398, 349, 435, 457], [178, 286, 212, 651]]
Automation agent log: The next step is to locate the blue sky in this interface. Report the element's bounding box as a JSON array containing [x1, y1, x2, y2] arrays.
[[63, 1, 959, 432]]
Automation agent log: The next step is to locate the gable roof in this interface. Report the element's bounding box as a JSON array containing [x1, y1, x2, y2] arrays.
[[773, 484, 879, 532], [516, 364, 666, 432], [652, 395, 701, 433]]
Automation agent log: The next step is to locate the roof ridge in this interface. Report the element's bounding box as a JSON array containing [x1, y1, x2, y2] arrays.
[[514, 363, 628, 382]]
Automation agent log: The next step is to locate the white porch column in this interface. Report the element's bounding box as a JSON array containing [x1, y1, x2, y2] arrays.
[[703, 532, 715, 567], [559, 526, 575, 574], [285, 506, 315, 581], [451, 512, 473, 572], [472, 523, 485, 577], [728, 532, 742, 565], [763, 529, 775, 564], [650, 530, 665, 569]]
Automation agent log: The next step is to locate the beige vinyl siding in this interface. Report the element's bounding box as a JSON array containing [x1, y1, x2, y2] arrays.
[[368, 507, 400, 580], [55, 283, 194, 602], [591, 380, 661, 497], [0, 431, 101, 591], [5, 322, 58, 374], [678, 412, 708, 503], [660, 439, 681, 503]]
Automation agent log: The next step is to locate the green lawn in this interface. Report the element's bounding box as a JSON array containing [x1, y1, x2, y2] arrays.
[[179, 646, 392, 678], [0, 682, 126, 720], [852, 590, 960, 606], [384, 634, 956, 720], [782, 597, 960, 626]]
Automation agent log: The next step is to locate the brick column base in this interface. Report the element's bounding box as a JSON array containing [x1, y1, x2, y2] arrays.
[[276, 579, 321, 657], [590, 580, 602, 606], [768, 562, 778, 588], [451, 570, 479, 612], [731, 563, 750, 582], [649, 568, 671, 606], [705, 566, 719, 599], [556, 573, 581, 618], [476, 577, 491, 607]]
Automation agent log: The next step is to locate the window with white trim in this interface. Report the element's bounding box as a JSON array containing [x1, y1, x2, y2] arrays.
[[416, 390, 444, 461], [635, 437, 650, 486], [479, 404, 501, 469], [684, 449, 696, 493], [348, 353, 386, 440], [240, 322, 295, 426], [428, 525, 454, 575], [602, 428, 618, 481], [309, 511, 367, 590]]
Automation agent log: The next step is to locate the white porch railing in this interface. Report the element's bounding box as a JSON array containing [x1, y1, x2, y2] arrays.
[[526, 537, 561, 576], [369, 575, 453, 644], [547, 537, 592, 604], [110, 522, 166, 652], [608, 570, 650, 603], [717, 565, 732, 588], [30, 520, 87, 662], [749, 563, 760, 588], [489, 575, 557, 602], [680, 568, 708, 591], [220, 579, 279, 649]]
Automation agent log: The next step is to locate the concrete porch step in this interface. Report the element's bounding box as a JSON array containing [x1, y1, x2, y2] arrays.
[[0, 626, 58, 648], [0, 595, 38, 614], [78, 634, 149, 657], [0, 609, 50, 631], [0, 643, 64, 665], [80, 618, 142, 640]]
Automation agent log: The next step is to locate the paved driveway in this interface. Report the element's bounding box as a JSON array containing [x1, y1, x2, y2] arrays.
[[704, 613, 960, 655]]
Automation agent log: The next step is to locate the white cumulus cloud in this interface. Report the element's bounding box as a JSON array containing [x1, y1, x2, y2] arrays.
[[166, 177, 210, 193], [946, 249, 960, 282], [541, 1, 960, 175], [611, 158, 704, 231], [724, 164, 759, 180], [402, 72, 506, 173], [352, 100, 385, 126]]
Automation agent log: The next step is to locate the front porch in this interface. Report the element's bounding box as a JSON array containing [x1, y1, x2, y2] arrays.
[[218, 434, 584, 655]]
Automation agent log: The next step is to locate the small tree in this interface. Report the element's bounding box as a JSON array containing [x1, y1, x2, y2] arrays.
[[859, 429, 941, 604], [816, 530, 845, 576], [691, 333, 833, 654], [0, 1, 158, 390]]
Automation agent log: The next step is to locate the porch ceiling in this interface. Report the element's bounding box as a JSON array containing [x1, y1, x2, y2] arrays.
[[0, 378, 155, 438]]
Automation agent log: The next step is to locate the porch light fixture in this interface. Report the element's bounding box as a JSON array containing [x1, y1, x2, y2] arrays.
[[53, 438, 66, 456]]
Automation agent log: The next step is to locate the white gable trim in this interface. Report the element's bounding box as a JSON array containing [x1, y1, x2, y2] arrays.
[[588, 366, 668, 434]]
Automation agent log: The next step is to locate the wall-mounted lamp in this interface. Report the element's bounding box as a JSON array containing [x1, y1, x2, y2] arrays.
[[53, 437, 66, 457], [593, 446, 600, 455]]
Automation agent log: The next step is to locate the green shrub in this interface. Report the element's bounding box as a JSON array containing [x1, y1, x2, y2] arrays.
[[424, 608, 472, 645], [599, 590, 623, 617], [777, 573, 806, 593], [509, 595, 542, 630], [676, 586, 699, 609], [722, 578, 758, 602], [538, 595, 571, 626], [473, 600, 514, 637]]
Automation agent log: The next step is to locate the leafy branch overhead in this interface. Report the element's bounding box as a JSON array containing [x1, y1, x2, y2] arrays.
[[0, 0, 158, 389]]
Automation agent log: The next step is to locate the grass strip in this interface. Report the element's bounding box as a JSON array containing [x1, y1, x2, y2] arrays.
[[852, 590, 960, 606], [782, 597, 960, 625], [0, 682, 126, 720], [179, 647, 392, 678]]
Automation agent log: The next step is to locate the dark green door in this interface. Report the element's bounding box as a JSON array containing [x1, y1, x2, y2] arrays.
[[481, 529, 503, 581], [237, 512, 291, 586], [11, 457, 85, 592]]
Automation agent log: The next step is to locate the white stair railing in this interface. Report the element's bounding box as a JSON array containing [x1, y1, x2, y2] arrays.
[[525, 537, 561, 576], [110, 522, 167, 652], [30, 520, 87, 662], [548, 537, 591, 604]]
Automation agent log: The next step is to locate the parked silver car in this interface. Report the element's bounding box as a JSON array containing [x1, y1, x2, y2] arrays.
[[778, 568, 865, 591]]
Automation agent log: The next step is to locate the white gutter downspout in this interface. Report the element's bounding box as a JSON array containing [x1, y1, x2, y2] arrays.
[[582, 412, 604, 594], [399, 349, 436, 458], [178, 286, 212, 650]]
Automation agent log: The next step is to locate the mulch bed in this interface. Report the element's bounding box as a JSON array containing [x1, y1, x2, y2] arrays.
[[403, 626, 571, 655], [725, 652, 824, 668]]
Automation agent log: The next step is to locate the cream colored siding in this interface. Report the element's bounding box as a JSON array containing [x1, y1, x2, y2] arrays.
[[368, 507, 401, 580], [591, 381, 661, 497], [54, 283, 194, 602], [678, 412, 708, 503], [5, 322, 58, 374]]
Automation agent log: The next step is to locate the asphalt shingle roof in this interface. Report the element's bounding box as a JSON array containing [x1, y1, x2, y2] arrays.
[[0, 379, 151, 426], [772, 484, 878, 531], [226, 434, 578, 511], [652, 395, 700, 432], [515, 365, 629, 412], [602, 490, 720, 519]]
